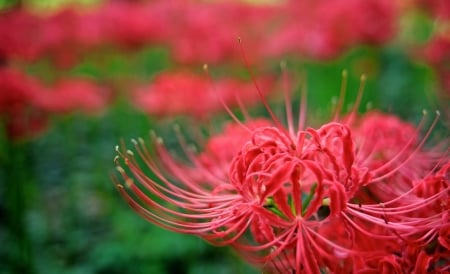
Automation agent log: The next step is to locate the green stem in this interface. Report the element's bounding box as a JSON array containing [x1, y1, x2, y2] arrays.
[[5, 140, 34, 274]]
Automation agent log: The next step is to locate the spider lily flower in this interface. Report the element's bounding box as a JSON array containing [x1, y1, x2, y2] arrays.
[[35, 78, 110, 115], [114, 69, 449, 273], [416, 161, 449, 212], [349, 110, 446, 203], [0, 68, 48, 140], [262, 0, 397, 60], [113, 119, 276, 246], [132, 71, 274, 119]]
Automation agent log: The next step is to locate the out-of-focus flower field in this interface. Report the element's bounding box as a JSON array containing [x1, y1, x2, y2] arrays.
[[0, 0, 448, 273]]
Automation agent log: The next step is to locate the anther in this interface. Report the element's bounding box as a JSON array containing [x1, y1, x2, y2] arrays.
[[138, 137, 145, 145], [116, 166, 126, 174], [125, 178, 133, 188], [360, 74, 367, 82], [156, 137, 164, 144]]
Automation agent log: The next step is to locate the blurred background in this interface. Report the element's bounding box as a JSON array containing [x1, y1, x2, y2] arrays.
[[0, 0, 448, 273]]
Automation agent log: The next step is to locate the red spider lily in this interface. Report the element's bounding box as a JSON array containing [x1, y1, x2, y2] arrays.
[[114, 68, 449, 273], [0, 68, 48, 140], [262, 0, 397, 60], [416, 161, 450, 208], [359, 232, 450, 273], [113, 119, 274, 246], [195, 119, 272, 179], [349, 111, 446, 203], [0, 9, 44, 62], [162, 0, 275, 65], [417, 0, 450, 20], [132, 71, 273, 119], [0, 0, 398, 66], [224, 117, 444, 272], [0, 69, 109, 139], [98, 1, 172, 49], [0, 0, 273, 65], [35, 78, 110, 115]]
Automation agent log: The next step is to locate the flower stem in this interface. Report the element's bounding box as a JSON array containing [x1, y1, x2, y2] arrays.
[[4, 140, 34, 274]]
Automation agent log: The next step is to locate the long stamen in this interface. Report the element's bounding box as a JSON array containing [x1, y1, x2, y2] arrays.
[[281, 61, 296, 138], [297, 70, 307, 132], [237, 37, 288, 135], [203, 64, 251, 132], [344, 74, 366, 125], [371, 111, 441, 183], [333, 70, 348, 121]]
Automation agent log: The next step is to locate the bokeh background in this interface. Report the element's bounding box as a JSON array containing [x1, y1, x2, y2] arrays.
[[0, 0, 448, 273]]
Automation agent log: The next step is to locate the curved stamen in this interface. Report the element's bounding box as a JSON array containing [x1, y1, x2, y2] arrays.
[[371, 111, 441, 183]]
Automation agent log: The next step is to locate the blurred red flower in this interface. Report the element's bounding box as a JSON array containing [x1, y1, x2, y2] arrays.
[[0, 10, 44, 62], [132, 71, 273, 119], [263, 0, 397, 60], [417, 0, 450, 20], [0, 68, 48, 140], [36, 78, 110, 115], [0, 0, 398, 66]]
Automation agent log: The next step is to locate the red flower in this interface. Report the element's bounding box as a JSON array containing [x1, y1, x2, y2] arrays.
[[114, 73, 449, 273], [163, 1, 274, 65], [0, 9, 44, 62], [36, 78, 110, 115], [0, 68, 48, 140], [132, 71, 273, 119], [113, 119, 273, 245], [195, 119, 272, 179], [263, 0, 397, 60], [99, 1, 172, 49], [348, 111, 444, 203]]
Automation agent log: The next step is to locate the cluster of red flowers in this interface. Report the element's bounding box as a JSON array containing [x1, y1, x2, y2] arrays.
[[2, 0, 397, 141], [3, 0, 448, 142], [132, 71, 274, 119], [263, 0, 397, 60], [0, 65, 279, 140], [0, 0, 397, 66], [0, 68, 109, 140], [114, 75, 449, 273]]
